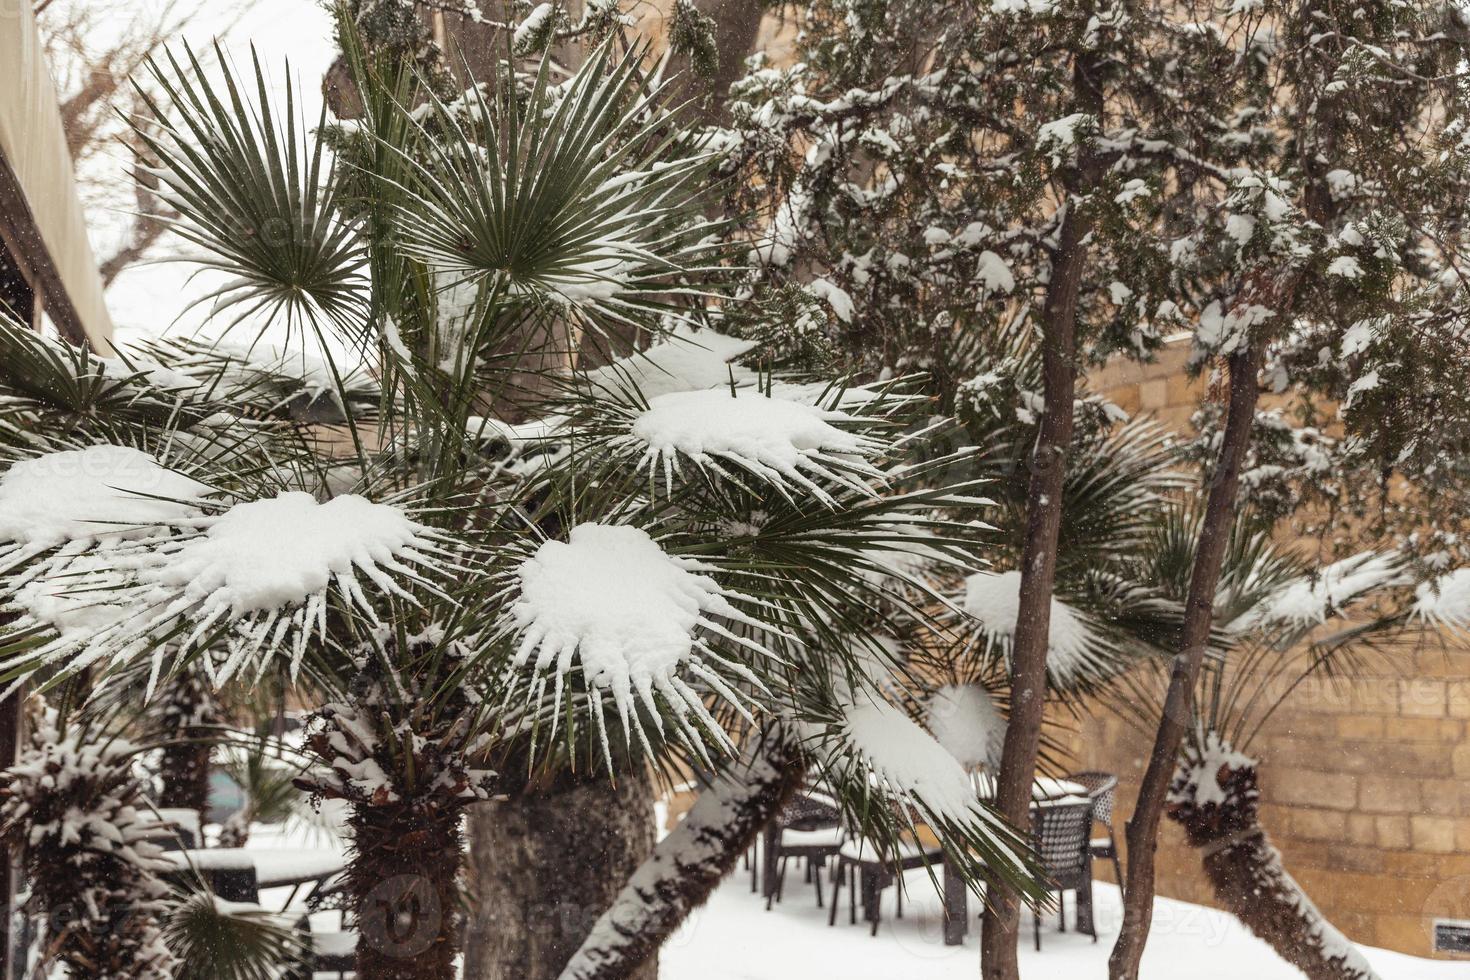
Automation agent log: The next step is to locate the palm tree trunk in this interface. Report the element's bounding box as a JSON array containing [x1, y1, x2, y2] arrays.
[[156, 671, 219, 830], [1169, 734, 1379, 980], [346, 798, 464, 980], [462, 765, 659, 980], [1109, 340, 1264, 980], [559, 736, 804, 980], [158, 740, 211, 814]]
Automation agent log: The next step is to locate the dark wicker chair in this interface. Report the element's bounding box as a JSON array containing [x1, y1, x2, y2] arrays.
[[1069, 771, 1123, 894], [1030, 797, 1096, 950], [766, 791, 845, 908], [828, 836, 945, 936]]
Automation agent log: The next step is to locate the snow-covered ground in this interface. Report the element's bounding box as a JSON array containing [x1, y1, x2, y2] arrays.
[[244, 812, 1459, 979], [659, 866, 1461, 979]]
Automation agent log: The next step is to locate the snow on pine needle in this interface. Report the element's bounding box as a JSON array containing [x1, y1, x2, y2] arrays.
[[618, 386, 886, 503], [1412, 567, 1470, 632], [962, 569, 1115, 685], [1, 485, 458, 693], [501, 522, 780, 767]]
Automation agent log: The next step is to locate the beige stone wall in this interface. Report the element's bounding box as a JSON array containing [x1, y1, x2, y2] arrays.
[[1074, 341, 1470, 958]]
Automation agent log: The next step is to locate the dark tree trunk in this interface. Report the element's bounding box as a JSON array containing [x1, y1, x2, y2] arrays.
[[978, 196, 1085, 980], [1169, 735, 1379, 980], [663, 0, 766, 125], [1109, 340, 1264, 980], [559, 737, 804, 980], [462, 766, 658, 980], [980, 41, 1108, 975], [156, 672, 219, 832], [347, 800, 464, 980], [157, 741, 211, 814]]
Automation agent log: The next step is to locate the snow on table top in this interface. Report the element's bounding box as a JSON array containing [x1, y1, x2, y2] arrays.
[[162, 847, 344, 887], [969, 773, 1086, 801], [0, 445, 208, 551]]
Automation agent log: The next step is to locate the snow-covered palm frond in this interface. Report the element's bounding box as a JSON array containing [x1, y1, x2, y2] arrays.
[[960, 569, 1124, 688], [0, 317, 206, 433], [131, 45, 369, 339], [927, 682, 1008, 771], [387, 43, 728, 338], [0, 473, 460, 694], [616, 387, 888, 503], [130, 335, 381, 422], [1230, 551, 1407, 633], [579, 327, 758, 400], [493, 522, 783, 769], [806, 692, 1043, 902]]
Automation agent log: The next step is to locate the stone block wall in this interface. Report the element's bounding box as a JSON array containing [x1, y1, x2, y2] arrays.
[[1075, 342, 1470, 958]]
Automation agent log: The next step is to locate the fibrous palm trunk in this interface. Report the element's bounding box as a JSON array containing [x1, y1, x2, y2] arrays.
[[1169, 733, 1379, 980], [462, 765, 659, 980], [156, 671, 221, 829], [346, 799, 465, 980]]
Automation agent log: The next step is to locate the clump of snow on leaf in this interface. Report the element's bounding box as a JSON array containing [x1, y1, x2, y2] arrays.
[[154, 492, 439, 615], [1412, 567, 1470, 631], [0, 445, 208, 554], [1232, 552, 1402, 631], [1169, 729, 1258, 809], [841, 697, 982, 824], [583, 328, 757, 399], [962, 570, 1102, 682], [625, 388, 883, 501], [927, 683, 1006, 771], [508, 523, 773, 761], [1, 491, 451, 690]]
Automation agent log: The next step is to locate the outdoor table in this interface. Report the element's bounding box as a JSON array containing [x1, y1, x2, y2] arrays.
[[162, 847, 346, 909], [941, 776, 1090, 946]]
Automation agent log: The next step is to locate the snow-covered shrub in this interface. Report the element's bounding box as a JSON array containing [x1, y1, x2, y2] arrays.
[[0, 700, 177, 980]]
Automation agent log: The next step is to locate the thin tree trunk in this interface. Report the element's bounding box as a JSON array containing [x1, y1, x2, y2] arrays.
[[462, 765, 659, 980], [1169, 733, 1379, 980], [978, 198, 1085, 980], [662, 0, 766, 125], [346, 799, 464, 980], [559, 736, 804, 980], [1109, 340, 1264, 980]]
